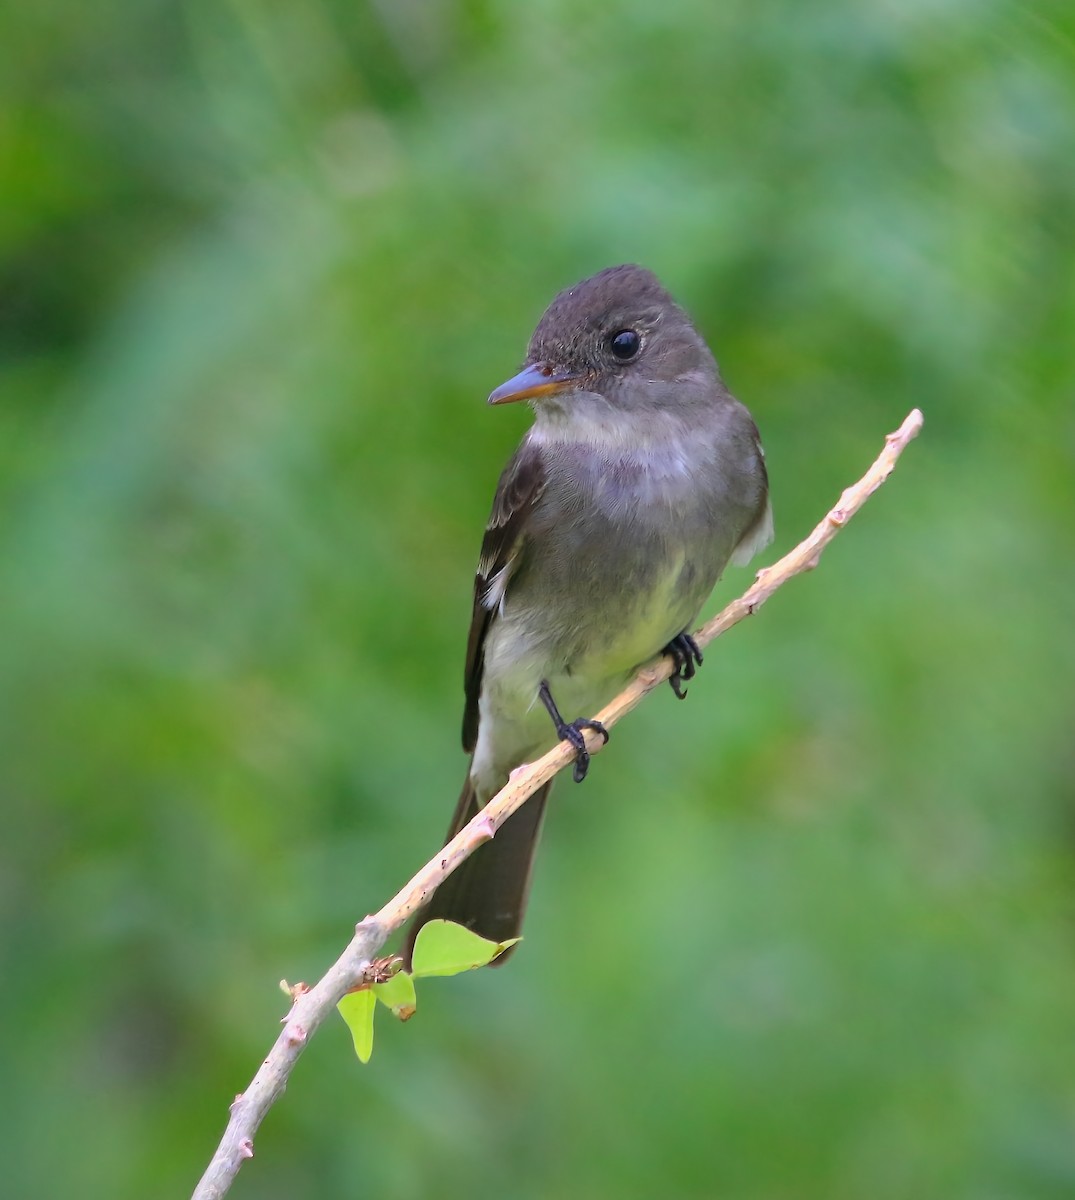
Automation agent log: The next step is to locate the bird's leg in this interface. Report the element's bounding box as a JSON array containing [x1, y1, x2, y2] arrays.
[[663, 632, 703, 699], [538, 680, 609, 783]]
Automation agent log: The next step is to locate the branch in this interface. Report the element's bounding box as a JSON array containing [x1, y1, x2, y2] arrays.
[[192, 408, 924, 1200]]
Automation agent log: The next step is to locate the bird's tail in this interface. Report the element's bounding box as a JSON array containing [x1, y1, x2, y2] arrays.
[[401, 768, 552, 968]]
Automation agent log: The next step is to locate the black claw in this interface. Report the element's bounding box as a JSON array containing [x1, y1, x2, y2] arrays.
[[538, 681, 609, 783], [663, 632, 703, 699], [565, 718, 609, 782]]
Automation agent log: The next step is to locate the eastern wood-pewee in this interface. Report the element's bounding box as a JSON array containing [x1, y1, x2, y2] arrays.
[[404, 264, 772, 965]]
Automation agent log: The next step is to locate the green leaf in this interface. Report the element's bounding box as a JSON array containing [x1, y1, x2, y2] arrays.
[[374, 970, 417, 1021], [337, 988, 376, 1063], [410, 919, 520, 977]]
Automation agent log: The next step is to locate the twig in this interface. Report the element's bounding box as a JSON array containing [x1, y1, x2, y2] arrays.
[[191, 408, 924, 1199]]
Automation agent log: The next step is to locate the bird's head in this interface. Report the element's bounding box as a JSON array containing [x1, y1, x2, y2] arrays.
[[488, 265, 719, 418]]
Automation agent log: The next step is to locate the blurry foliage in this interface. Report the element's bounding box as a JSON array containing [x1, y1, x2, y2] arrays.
[[2, 1, 1074, 1197]]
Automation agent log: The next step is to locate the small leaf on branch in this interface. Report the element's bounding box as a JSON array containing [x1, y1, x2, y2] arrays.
[[374, 970, 417, 1021], [337, 988, 376, 1063], [410, 920, 520, 976]]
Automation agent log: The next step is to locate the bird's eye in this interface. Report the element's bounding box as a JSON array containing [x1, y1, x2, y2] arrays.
[[608, 329, 641, 361]]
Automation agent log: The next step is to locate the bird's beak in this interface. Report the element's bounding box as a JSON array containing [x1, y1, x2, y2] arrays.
[[488, 362, 578, 406]]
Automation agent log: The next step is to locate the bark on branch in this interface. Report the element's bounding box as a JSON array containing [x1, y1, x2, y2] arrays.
[[191, 408, 924, 1200]]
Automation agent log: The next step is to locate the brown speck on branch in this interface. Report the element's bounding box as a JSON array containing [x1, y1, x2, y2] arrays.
[[190, 409, 924, 1200]]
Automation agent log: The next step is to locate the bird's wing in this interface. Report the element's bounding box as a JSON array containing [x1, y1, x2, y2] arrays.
[[730, 422, 774, 565], [462, 438, 547, 751]]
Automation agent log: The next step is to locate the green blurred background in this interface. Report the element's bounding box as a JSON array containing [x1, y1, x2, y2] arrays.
[[3, 1, 1074, 1197]]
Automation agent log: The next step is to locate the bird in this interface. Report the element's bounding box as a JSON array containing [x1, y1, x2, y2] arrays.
[[402, 264, 772, 966]]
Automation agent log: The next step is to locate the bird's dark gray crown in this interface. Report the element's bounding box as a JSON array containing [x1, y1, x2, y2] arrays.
[[525, 264, 711, 380]]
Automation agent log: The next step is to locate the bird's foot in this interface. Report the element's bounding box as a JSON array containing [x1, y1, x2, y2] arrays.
[[663, 632, 703, 699], [559, 717, 609, 783], [538, 680, 609, 783]]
